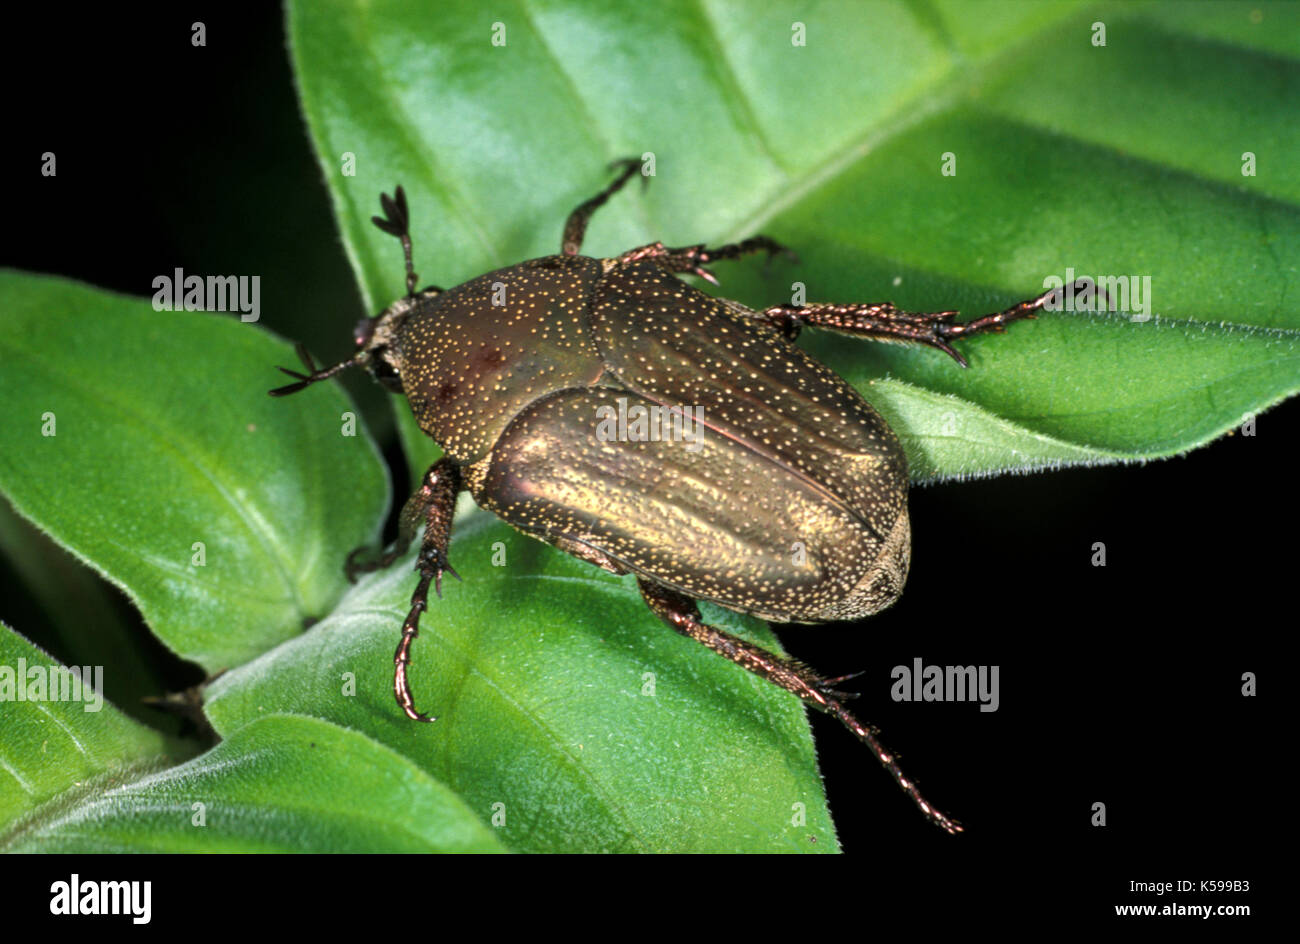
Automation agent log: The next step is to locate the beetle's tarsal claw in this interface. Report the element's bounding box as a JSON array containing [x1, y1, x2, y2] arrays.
[[436, 561, 460, 596], [438, 562, 461, 599], [935, 341, 969, 368], [416, 546, 458, 600]]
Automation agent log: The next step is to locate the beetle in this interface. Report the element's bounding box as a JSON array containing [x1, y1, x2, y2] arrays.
[[270, 159, 1092, 834]]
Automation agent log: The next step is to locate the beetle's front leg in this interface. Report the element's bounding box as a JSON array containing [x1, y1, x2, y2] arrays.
[[761, 278, 1106, 367], [345, 456, 460, 583], [562, 157, 646, 255], [639, 579, 962, 835], [347, 457, 463, 722], [618, 237, 795, 285]]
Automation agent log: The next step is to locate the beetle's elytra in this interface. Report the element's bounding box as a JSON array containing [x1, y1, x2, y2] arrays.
[[271, 159, 1090, 834]]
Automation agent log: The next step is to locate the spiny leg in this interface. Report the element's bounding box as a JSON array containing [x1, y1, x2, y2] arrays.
[[640, 579, 962, 834], [617, 237, 796, 286], [345, 458, 455, 583], [562, 157, 646, 256], [760, 278, 1104, 367], [346, 457, 463, 722]]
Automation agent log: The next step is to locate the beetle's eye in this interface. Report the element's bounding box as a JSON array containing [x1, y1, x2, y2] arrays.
[[368, 349, 403, 392], [354, 317, 377, 347]]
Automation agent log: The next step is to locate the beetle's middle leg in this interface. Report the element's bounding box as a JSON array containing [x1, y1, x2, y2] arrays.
[[346, 457, 462, 722], [617, 238, 796, 286], [639, 580, 962, 835], [759, 278, 1105, 368]]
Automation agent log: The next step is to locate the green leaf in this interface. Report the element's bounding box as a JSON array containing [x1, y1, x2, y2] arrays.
[[289, 0, 1299, 481], [0, 501, 168, 723], [0, 272, 389, 670], [0, 623, 173, 832], [790, 111, 1300, 481], [205, 514, 839, 853], [3, 714, 506, 852]]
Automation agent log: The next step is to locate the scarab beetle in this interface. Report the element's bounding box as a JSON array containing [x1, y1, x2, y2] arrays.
[[271, 159, 1091, 833]]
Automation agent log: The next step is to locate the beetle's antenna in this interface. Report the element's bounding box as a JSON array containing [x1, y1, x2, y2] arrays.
[[372, 185, 419, 299], [268, 341, 362, 397]]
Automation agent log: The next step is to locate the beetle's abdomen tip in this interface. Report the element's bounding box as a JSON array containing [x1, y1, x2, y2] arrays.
[[813, 511, 911, 622]]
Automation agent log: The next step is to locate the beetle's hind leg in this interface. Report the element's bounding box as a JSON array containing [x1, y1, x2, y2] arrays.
[[562, 157, 646, 256], [639, 579, 962, 835], [345, 457, 463, 722], [760, 278, 1105, 368], [617, 238, 797, 286]]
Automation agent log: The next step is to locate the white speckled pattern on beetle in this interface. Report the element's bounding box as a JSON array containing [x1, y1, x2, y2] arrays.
[[394, 254, 913, 625]]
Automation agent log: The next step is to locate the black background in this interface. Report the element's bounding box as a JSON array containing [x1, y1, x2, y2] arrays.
[[1, 2, 1278, 914]]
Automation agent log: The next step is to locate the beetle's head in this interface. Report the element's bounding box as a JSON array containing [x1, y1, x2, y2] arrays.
[[271, 182, 444, 399], [353, 288, 440, 392], [268, 287, 440, 398]]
